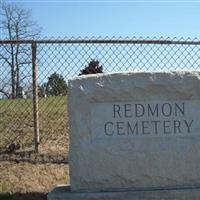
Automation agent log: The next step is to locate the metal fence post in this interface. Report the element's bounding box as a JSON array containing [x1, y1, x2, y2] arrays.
[[32, 41, 40, 153]]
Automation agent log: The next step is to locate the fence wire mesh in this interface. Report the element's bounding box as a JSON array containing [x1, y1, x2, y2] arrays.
[[1, 38, 200, 162]]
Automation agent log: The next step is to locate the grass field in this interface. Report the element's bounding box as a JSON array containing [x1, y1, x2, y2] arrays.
[[0, 96, 70, 199], [0, 96, 69, 156]]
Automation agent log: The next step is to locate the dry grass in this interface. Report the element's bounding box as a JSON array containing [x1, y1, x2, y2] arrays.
[[0, 96, 70, 199], [0, 161, 69, 199]]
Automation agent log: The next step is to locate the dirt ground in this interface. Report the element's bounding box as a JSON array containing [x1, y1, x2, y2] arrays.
[[0, 161, 69, 200]]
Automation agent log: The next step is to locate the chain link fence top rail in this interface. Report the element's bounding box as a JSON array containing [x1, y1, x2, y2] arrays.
[[1, 37, 200, 162]]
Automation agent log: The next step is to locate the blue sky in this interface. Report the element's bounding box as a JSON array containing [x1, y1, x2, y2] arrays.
[[1, 0, 200, 95], [6, 1, 200, 39]]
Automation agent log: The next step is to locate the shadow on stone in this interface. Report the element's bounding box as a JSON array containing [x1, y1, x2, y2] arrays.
[[0, 150, 68, 164], [0, 192, 47, 200]]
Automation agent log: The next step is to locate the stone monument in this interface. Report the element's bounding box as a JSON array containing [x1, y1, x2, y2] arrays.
[[48, 71, 200, 200]]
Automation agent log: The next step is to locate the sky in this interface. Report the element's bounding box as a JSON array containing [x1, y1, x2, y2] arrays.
[[1, 0, 200, 97], [4, 0, 200, 39]]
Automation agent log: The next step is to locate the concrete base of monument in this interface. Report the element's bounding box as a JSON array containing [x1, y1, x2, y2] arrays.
[[48, 185, 200, 200]]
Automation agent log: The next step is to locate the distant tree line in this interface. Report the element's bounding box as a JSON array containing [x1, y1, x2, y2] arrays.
[[0, 1, 103, 99], [39, 73, 68, 97], [0, 2, 104, 99], [38, 59, 103, 97]]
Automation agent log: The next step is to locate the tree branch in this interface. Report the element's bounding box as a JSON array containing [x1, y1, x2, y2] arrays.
[[0, 89, 10, 98], [0, 53, 12, 66]]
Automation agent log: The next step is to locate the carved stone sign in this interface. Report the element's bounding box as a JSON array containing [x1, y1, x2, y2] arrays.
[[91, 101, 198, 140], [68, 72, 200, 192]]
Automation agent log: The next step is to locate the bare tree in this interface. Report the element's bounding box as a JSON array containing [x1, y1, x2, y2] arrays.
[[0, 78, 10, 99], [0, 1, 41, 98]]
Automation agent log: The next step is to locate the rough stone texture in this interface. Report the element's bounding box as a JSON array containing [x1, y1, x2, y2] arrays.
[[48, 185, 200, 200], [68, 72, 200, 192]]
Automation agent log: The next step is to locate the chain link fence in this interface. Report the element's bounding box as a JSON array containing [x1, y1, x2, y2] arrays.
[[1, 38, 200, 162]]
